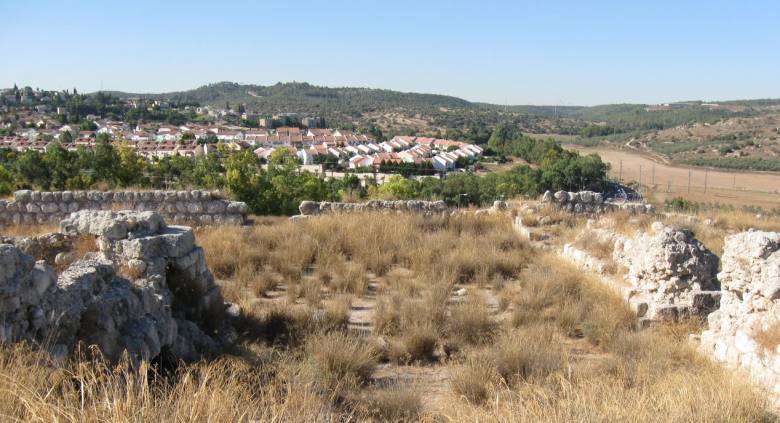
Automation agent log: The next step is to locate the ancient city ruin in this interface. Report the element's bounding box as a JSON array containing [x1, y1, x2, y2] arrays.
[[0, 189, 778, 415], [1, 208, 239, 364]]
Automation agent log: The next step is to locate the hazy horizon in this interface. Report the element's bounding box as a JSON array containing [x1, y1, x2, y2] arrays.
[[2, 0, 779, 106]]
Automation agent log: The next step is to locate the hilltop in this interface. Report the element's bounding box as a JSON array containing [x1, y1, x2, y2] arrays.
[[106, 81, 474, 114]]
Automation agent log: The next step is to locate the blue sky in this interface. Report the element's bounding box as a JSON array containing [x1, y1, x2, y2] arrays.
[[1, 0, 778, 105]]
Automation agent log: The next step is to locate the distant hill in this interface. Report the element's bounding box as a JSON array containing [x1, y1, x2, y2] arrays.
[[100, 81, 780, 134], [105, 82, 475, 115]]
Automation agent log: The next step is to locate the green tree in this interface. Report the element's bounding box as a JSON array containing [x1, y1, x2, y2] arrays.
[[116, 144, 147, 186], [369, 175, 419, 200], [44, 143, 76, 189], [93, 135, 119, 184], [15, 150, 50, 189], [0, 164, 14, 196]]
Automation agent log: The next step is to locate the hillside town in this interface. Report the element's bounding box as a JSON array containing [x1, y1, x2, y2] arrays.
[[0, 86, 483, 175]]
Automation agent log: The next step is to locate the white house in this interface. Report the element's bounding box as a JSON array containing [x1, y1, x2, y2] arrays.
[[432, 154, 455, 172]]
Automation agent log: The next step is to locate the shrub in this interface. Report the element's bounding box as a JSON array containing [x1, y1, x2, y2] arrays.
[[357, 386, 423, 422], [447, 296, 498, 346], [491, 325, 566, 386], [389, 323, 439, 364], [450, 357, 499, 404], [302, 333, 377, 397]]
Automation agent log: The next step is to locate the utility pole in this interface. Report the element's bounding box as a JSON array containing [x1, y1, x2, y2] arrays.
[[619, 160, 623, 182], [704, 169, 708, 194], [652, 164, 655, 186], [688, 169, 692, 193], [639, 165, 642, 187]]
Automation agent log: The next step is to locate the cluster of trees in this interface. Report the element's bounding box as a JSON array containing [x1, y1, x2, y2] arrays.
[[223, 150, 363, 215], [487, 124, 608, 192], [0, 141, 223, 194], [367, 166, 542, 205]]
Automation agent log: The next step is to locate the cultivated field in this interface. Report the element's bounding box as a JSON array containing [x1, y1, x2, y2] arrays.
[[569, 146, 780, 209], [1, 212, 773, 421]]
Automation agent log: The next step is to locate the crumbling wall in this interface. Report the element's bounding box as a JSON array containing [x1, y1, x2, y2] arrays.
[[0, 190, 248, 227], [298, 200, 449, 216], [699, 230, 780, 395], [561, 222, 720, 323], [0, 210, 232, 364], [540, 190, 656, 215], [614, 222, 720, 322]]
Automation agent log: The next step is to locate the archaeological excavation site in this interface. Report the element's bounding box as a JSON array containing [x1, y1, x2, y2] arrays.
[[1, 189, 779, 421]]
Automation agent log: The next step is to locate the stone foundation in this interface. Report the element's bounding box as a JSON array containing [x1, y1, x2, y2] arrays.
[[699, 230, 780, 396], [540, 190, 656, 215], [561, 222, 720, 324], [0, 190, 248, 227], [298, 200, 449, 216]]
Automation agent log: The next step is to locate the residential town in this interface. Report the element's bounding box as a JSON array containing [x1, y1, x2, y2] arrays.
[[0, 87, 483, 176]]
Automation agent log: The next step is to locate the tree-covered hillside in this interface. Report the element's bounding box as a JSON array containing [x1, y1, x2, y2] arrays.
[[108, 82, 474, 114], [573, 103, 754, 130]]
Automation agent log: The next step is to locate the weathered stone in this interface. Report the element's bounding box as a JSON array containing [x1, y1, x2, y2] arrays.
[[14, 190, 33, 202], [206, 201, 226, 214], [226, 202, 248, 215], [0, 210, 230, 364], [299, 201, 321, 215]]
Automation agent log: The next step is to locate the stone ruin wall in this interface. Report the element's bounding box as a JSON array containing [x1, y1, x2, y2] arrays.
[[699, 230, 780, 396], [0, 190, 248, 227], [0, 210, 234, 364], [544, 211, 780, 398], [298, 199, 450, 216], [558, 222, 721, 325], [540, 190, 656, 215]]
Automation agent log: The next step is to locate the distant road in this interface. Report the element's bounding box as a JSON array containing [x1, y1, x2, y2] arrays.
[[566, 145, 780, 209]]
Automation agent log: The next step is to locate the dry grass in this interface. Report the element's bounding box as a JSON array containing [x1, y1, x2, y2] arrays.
[[447, 295, 498, 346], [388, 322, 439, 364], [0, 212, 775, 421], [511, 254, 635, 345], [491, 324, 567, 386], [0, 223, 59, 237], [302, 332, 378, 398], [755, 321, 780, 354], [446, 254, 773, 421], [572, 231, 615, 261], [450, 356, 500, 404], [355, 385, 423, 422]]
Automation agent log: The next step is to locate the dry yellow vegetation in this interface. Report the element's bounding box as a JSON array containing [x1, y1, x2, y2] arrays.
[[0, 212, 775, 421]]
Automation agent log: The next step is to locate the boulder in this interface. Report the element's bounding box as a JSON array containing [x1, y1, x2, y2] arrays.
[[299, 201, 321, 216], [553, 191, 568, 203]]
